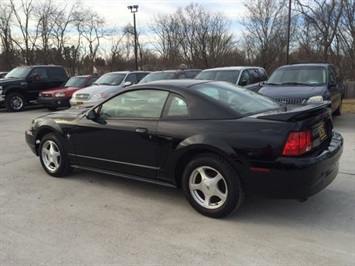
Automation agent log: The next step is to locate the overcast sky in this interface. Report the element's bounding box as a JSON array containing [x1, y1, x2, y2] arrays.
[[82, 0, 247, 35]]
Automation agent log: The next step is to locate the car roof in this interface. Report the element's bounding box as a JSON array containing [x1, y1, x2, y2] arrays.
[[71, 75, 98, 78], [16, 65, 64, 68], [103, 71, 150, 75], [280, 63, 331, 68], [201, 66, 264, 71], [131, 79, 218, 91], [150, 69, 200, 73]]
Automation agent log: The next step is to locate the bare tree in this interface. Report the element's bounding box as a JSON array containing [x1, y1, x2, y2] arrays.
[[150, 13, 182, 69], [0, 1, 16, 69], [337, 0, 355, 79], [9, 0, 39, 65], [242, 0, 290, 72], [74, 8, 106, 73], [294, 0, 344, 61], [150, 3, 234, 69]]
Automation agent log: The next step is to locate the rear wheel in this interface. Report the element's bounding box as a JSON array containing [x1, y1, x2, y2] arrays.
[[39, 133, 72, 177], [5, 93, 25, 112], [182, 153, 245, 218]]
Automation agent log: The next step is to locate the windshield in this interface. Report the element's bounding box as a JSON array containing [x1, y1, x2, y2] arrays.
[[64, 77, 86, 88], [139, 72, 176, 84], [268, 66, 327, 85], [195, 70, 241, 84], [193, 82, 283, 115], [94, 73, 125, 86], [5, 67, 32, 79]]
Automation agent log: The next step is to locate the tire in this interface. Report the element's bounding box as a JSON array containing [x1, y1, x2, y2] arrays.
[[182, 153, 245, 218], [5, 92, 25, 112], [39, 133, 72, 177], [333, 99, 342, 116]]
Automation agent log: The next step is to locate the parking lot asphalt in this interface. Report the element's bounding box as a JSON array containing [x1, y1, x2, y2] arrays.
[[0, 107, 354, 265]]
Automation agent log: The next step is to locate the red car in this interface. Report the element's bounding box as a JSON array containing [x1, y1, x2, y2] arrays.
[[38, 75, 99, 110]]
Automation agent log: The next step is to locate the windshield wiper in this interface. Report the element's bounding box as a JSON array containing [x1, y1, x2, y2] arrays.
[[280, 82, 308, 85]]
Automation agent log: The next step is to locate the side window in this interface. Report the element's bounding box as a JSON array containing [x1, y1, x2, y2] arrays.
[[164, 94, 188, 118], [177, 73, 187, 79], [136, 73, 149, 82], [86, 77, 98, 86], [47, 67, 67, 80], [238, 70, 250, 86], [125, 73, 138, 84], [32, 68, 48, 80], [259, 69, 268, 81], [249, 69, 260, 83], [189, 71, 201, 78], [100, 89, 169, 119]]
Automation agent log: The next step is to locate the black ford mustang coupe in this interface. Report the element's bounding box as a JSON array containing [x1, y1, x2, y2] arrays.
[[25, 80, 343, 218]]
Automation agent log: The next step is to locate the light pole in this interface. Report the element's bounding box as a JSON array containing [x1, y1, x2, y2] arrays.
[[286, 0, 291, 65], [127, 5, 139, 70]]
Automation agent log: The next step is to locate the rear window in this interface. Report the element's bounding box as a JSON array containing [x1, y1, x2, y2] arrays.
[[193, 82, 282, 115]]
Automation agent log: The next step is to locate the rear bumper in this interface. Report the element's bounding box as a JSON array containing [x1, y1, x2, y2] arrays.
[[244, 132, 343, 199]]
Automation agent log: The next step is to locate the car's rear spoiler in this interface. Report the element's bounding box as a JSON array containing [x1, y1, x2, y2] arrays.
[[257, 102, 330, 122]]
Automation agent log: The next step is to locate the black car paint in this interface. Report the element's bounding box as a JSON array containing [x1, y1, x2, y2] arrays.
[[26, 80, 343, 200]]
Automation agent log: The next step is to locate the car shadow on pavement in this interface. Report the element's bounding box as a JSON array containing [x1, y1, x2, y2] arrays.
[[66, 169, 352, 229]]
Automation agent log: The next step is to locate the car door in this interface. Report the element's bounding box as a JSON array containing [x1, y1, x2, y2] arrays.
[[27, 67, 50, 100], [73, 89, 169, 178]]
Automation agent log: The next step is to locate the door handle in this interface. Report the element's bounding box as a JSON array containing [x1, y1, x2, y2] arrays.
[[135, 128, 148, 134]]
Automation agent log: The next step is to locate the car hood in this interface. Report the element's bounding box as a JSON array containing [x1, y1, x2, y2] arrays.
[[38, 107, 90, 123], [74, 85, 119, 95], [42, 86, 79, 94], [0, 77, 26, 86], [259, 85, 325, 98]]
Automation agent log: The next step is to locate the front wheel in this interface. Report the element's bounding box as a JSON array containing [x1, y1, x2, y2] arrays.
[[182, 153, 245, 218], [5, 93, 25, 112], [39, 133, 72, 177]]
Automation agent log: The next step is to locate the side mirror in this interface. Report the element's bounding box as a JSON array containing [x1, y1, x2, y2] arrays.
[[240, 80, 247, 86], [123, 81, 133, 87], [86, 109, 97, 120], [259, 81, 266, 87], [86, 108, 107, 125], [328, 81, 337, 87]]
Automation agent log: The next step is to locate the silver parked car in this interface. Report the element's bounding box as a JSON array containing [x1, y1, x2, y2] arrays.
[[194, 66, 268, 92], [70, 71, 149, 107]]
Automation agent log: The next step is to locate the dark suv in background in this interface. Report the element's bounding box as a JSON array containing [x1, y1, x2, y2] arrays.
[[258, 63, 344, 115], [0, 65, 68, 112]]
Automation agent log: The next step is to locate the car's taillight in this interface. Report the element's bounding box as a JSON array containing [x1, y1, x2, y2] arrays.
[[282, 131, 312, 156]]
